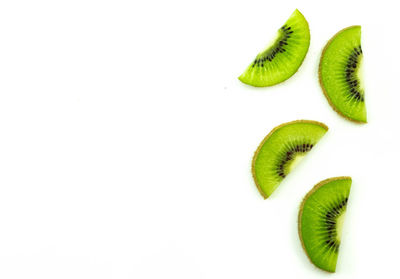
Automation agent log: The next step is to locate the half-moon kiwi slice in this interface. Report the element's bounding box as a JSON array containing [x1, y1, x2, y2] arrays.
[[239, 9, 310, 87], [252, 120, 328, 198], [298, 177, 352, 272], [319, 26, 366, 123]]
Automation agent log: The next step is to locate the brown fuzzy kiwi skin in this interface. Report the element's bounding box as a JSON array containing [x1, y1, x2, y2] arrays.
[[297, 176, 352, 273], [318, 25, 366, 124], [251, 120, 329, 199]]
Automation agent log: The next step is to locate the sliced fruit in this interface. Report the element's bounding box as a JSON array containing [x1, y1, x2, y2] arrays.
[[298, 177, 352, 272], [252, 120, 328, 198], [319, 26, 366, 123], [239, 9, 310, 87]]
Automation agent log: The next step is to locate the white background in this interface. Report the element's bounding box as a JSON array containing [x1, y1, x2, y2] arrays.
[[0, 0, 397, 278]]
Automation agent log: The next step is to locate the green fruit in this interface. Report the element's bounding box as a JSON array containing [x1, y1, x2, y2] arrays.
[[252, 120, 328, 198], [239, 9, 310, 87], [298, 177, 352, 272], [319, 26, 366, 123]]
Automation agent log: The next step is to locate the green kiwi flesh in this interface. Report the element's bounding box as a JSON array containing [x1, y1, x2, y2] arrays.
[[319, 26, 366, 123], [298, 177, 352, 272], [239, 9, 310, 87], [252, 120, 328, 198]]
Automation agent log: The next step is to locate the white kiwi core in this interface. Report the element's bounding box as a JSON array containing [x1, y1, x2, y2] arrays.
[[356, 55, 364, 92], [336, 212, 346, 242], [287, 154, 306, 173]]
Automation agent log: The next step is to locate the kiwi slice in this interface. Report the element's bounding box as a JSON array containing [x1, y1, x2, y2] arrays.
[[239, 9, 310, 87], [319, 26, 366, 123], [298, 177, 352, 272], [252, 120, 328, 198]]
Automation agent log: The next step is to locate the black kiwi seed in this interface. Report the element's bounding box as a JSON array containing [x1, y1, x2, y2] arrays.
[[275, 142, 314, 178], [344, 45, 364, 102], [322, 197, 348, 251], [252, 25, 294, 66]]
